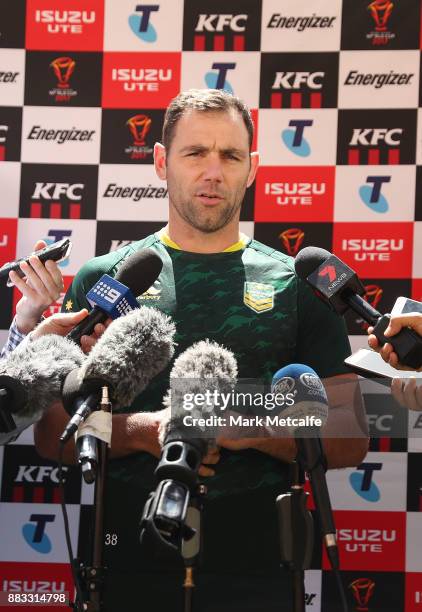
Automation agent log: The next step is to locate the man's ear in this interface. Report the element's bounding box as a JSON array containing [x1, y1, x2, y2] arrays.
[[246, 151, 259, 188], [154, 142, 167, 180]]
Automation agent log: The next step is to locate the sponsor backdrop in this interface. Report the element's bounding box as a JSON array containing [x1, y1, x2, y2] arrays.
[[0, 0, 421, 609]]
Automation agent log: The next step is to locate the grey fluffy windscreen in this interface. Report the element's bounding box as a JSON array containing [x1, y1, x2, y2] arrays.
[[0, 334, 85, 417], [81, 306, 176, 408], [159, 339, 238, 444]]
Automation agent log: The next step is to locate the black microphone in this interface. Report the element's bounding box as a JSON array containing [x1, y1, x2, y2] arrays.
[[271, 363, 339, 569], [295, 246, 422, 369], [141, 340, 237, 552], [60, 306, 176, 443], [0, 335, 85, 444], [67, 248, 163, 345]]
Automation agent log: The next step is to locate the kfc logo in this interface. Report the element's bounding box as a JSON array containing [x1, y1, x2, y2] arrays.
[[183, 0, 261, 51], [338, 110, 416, 165]]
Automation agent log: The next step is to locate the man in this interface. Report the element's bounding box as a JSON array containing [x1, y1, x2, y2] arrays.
[[1, 240, 64, 358], [35, 90, 367, 611]]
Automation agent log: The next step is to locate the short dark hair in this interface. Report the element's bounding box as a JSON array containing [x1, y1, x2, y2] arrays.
[[162, 89, 254, 151]]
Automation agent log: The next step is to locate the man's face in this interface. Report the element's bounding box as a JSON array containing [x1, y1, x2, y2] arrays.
[[155, 108, 258, 233]]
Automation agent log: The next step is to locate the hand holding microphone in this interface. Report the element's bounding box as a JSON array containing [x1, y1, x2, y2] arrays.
[[367, 312, 422, 372], [66, 248, 162, 348], [294, 246, 422, 370]]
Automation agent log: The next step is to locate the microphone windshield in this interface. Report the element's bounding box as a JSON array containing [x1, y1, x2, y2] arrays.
[[294, 246, 331, 280], [160, 340, 238, 444], [80, 306, 176, 408], [0, 335, 85, 417], [116, 248, 162, 296]]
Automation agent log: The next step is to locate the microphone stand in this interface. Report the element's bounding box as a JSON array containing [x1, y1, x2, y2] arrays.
[[140, 440, 207, 612], [77, 386, 111, 612], [181, 485, 206, 612], [276, 462, 314, 612]]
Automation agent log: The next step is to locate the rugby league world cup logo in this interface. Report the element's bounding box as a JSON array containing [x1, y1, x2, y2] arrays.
[[279, 228, 305, 256], [50, 57, 76, 102], [126, 114, 152, 159], [349, 578, 376, 611], [367, 1, 394, 45]]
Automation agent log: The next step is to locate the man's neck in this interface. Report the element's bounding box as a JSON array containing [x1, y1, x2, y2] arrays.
[[164, 219, 241, 254]]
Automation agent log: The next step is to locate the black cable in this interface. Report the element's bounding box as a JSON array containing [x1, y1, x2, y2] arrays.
[[333, 568, 349, 612], [58, 441, 85, 612]]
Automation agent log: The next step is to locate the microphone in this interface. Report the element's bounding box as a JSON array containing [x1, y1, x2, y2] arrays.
[[60, 306, 176, 443], [158, 339, 238, 479], [141, 340, 237, 552], [294, 246, 422, 369], [0, 335, 85, 444], [271, 363, 340, 569], [67, 248, 163, 345]]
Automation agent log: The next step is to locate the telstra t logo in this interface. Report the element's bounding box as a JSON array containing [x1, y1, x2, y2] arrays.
[[349, 462, 382, 502], [22, 514, 55, 553], [45, 230, 72, 268], [205, 63, 235, 93], [281, 120, 313, 157], [359, 176, 390, 213], [129, 4, 159, 42]]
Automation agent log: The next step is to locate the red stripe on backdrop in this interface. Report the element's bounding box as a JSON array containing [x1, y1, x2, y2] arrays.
[[70, 203, 81, 219], [348, 149, 360, 164], [270, 93, 282, 108], [233, 35, 245, 51], [368, 149, 380, 164], [310, 92, 322, 108], [213, 35, 225, 51], [378, 437, 391, 452], [193, 35, 205, 51], [290, 93, 302, 108], [30, 202, 42, 218], [12, 486, 24, 503], [50, 203, 62, 219], [33, 486, 45, 503]]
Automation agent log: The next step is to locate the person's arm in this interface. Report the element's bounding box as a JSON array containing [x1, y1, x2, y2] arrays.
[[217, 372, 368, 468], [0, 317, 27, 360], [11, 240, 64, 335], [368, 313, 422, 372], [34, 402, 219, 477], [219, 276, 369, 469], [1, 240, 64, 358]]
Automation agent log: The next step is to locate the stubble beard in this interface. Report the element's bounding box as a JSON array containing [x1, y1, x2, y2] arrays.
[[169, 186, 246, 234]]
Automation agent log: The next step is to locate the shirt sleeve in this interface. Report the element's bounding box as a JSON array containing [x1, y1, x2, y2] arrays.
[[293, 276, 352, 378], [60, 259, 104, 314], [0, 316, 27, 360]]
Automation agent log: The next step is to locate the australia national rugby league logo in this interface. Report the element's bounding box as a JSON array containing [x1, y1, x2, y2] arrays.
[[243, 282, 274, 313]]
